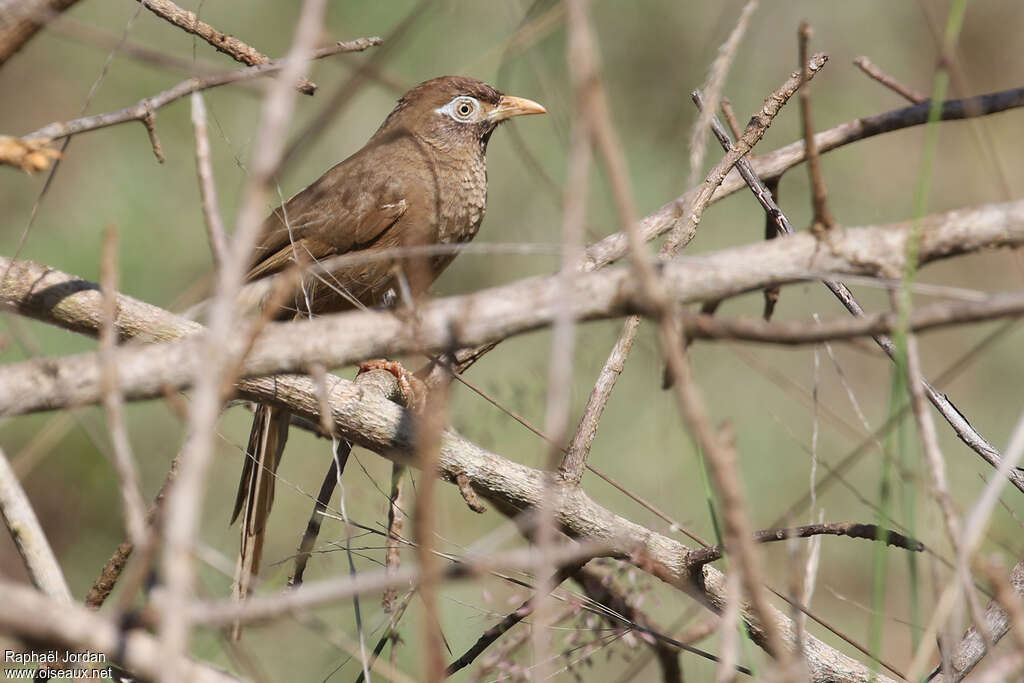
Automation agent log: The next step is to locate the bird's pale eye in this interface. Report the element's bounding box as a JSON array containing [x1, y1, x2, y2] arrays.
[[440, 96, 481, 123]]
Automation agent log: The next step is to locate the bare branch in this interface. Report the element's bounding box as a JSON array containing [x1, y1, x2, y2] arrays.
[[560, 315, 638, 484], [680, 293, 1024, 344], [133, 0, 317, 93], [0, 579, 238, 683], [5, 199, 1023, 422], [99, 224, 149, 551], [662, 52, 828, 254], [0, 35, 380, 162], [933, 560, 1024, 681], [85, 458, 177, 609], [581, 85, 1024, 272], [156, 1, 328, 678], [445, 563, 584, 677], [0, 446, 71, 602], [689, 522, 924, 567], [0, 267, 893, 682], [854, 56, 928, 104], [797, 21, 835, 233], [189, 92, 229, 268]]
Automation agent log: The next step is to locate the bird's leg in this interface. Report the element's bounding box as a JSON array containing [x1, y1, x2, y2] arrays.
[[357, 359, 428, 411]]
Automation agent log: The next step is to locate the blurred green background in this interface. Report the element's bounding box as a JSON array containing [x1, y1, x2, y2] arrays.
[[2, 0, 1024, 680]]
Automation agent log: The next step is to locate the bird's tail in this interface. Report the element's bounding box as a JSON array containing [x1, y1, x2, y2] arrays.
[[230, 403, 290, 638]]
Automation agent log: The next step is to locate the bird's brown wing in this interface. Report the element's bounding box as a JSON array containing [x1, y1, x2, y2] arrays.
[[246, 163, 409, 284]]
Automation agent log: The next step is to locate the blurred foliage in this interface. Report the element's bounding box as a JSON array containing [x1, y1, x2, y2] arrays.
[[1, 0, 1024, 680]]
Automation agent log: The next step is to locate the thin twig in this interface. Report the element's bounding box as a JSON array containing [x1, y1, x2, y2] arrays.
[[445, 563, 583, 676], [685, 0, 759, 205], [560, 315, 638, 484], [934, 559, 1024, 681], [412, 376, 451, 683], [720, 97, 743, 140], [0, 579, 238, 683], [681, 293, 1024, 344], [689, 522, 924, 566], [189, 92, 229, 268], [854, 56, 928, 104], [85, 458, 178, 608], [134, 0, 316, 93], [99, 224, 149, 554], [288, 453, 339, 587], [140, 104, 165, 162], [383, 464, 407, 621], [531, 2, 595, 669], [662, 52, 828, 254], [10, 37, 380, 145], [905, 331, 994, 655], [798, 21, 834, 233], [693, 88, 1024, 503], [0, 446, 72, 602], [581, 85, 1024, 274]]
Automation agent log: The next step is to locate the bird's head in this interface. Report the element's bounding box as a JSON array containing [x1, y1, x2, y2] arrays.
[[374, 75, 546, 153]]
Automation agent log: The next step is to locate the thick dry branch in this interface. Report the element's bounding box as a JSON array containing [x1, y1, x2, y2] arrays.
[[3, 199, 1023, 417], [216, 373, 892, 682], [0, 268, 890, 682], [0, 579, 238, 683], [581, 85, 1024, 272]]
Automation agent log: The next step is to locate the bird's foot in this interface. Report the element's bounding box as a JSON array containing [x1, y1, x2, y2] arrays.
[[357, 359, 427, 411]]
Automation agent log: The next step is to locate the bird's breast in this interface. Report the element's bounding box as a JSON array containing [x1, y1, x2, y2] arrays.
[[435, 154, 488, 245]]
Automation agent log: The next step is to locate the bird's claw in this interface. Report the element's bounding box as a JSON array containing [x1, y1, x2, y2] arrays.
[[357, 359, 427, 411]]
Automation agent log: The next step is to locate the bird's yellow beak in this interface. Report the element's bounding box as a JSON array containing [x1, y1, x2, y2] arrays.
[[490, 95, 547, 122]]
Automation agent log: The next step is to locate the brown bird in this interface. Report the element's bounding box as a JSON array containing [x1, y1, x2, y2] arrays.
[[230, 76, 545, 608]]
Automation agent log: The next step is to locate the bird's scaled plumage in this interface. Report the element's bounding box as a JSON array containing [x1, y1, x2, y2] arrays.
[[230, 76, 544, 625]]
